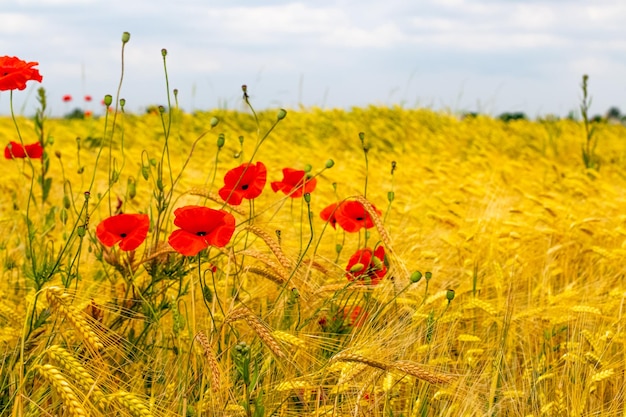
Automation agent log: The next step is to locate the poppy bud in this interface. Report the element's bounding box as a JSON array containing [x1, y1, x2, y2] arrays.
[[77, 225, 86, 238], [350, 263, 365, 273], [77, 166, 84, 174], [410, 271, 422, 283], [425, 271, 432, 281], [277, 108, 287, 120], [84, 191, 90, 200], [446, 289, 455, 302], [359, 132, 365, 143], [161, 48, 167, 57], [157, 179, 164, 191], [104, 95, 113, 106], [121, 31, 131, 43], [141, 165, 149, 180], [60, 208, 68, 225], [217, 134, 225, 149], [304, 164, 312, 173], [63, 195, 71, 209], [173, 89, 178, 97], [336, 243, 342, 254], [388, 191, 395, 203], [210, 117, 219, 128], [128, 177, 136, 200], [304, 192, 311, 204], [158, 105, 165, 113], [371, 256, 383, 270], [55, 151, 62, 159], [391, 161, 397, 175], [119, 98, 126, 107], [325, 159, 334, 169]]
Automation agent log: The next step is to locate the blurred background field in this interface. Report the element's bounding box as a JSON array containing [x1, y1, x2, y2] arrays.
[[2, 107, 626, 416]]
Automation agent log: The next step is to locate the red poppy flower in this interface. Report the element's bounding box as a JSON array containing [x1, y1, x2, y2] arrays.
[[320, 202, 339, 229], [0, 56, 43, 91], [168, 205, 236, 256], [335, 200, 381, 233], [271, 168, 317, 198], [96, 213, 150, 251], [84, 110, 93, 118], [62, 94, 72, 102], [343, 306, 368, 327], [218, 161, 267, 205], [4, 141, 43, 159], [84, 95, 92, 102], [345, 246, 387, 285]]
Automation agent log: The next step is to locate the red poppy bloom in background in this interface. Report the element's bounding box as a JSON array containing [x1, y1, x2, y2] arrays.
[[62, 94, 72, 102], [168, 205, 236, 256], [4, 141, 43, 159], [96, 213, 150, 251], [343, 306, 368, 327], [271, 168, 317, 198], [219, 161, 267, 205], [345, 246, 387, 285], [335, 200, 381, 233], [84, 95, 92, 102], [0, 56, 43, 91], [320, 202, 339, 229]]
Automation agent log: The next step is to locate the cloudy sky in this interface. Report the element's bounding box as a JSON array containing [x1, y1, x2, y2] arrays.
[[1, 0, 625, 118]]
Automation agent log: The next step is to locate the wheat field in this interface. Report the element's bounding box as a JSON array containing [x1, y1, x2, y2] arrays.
[[1, 106, 626, 416]]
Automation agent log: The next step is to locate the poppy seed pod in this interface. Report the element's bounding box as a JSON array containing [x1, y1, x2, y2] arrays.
[[325, 159, 335, 169], [103, 95, 113, 106], [210, 117, 219, 128], [217, 134, 225, 149], [161, 48, 167, 57], [121, 32, 131, 43]]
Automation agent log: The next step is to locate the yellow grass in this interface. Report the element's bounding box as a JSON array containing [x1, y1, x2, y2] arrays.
[[1, 107, 626, 416]]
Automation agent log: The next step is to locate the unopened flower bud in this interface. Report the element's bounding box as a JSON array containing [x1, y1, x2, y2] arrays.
[[55, 150, 62, 159], [304, 164, 312, 173], [350, 263, 365, 273], [336, 243, 342, 254], [325, 159, 334, 169], [63, 195, 71, 209], [277, 108, 287, 120], [387, 191, 395, 203], [217, 134, 225, 149], [210, 117, 219, 128], [304, 192, 311, 203], [410, 271, 422, 283], [161, 48, 167, 57], [446, 289, 455, 302], [425, 271, 432, 281]]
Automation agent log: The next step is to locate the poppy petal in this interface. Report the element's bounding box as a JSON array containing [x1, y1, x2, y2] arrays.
[[168, 229, 208, 256]]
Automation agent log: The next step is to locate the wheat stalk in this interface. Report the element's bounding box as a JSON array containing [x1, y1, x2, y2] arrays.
[[195, 331, 221, 393], [227, 307, 285, 358], [35, 363, 88, 417], [333, 353, 454, 384], [46, 287, 104, 351], [392, 360, 455, 384]]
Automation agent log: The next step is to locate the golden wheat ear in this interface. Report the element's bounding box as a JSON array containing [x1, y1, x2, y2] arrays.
[[45, 286, 104, 352], [195, 331, 222, 393], [227, 307, 286, 358]]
